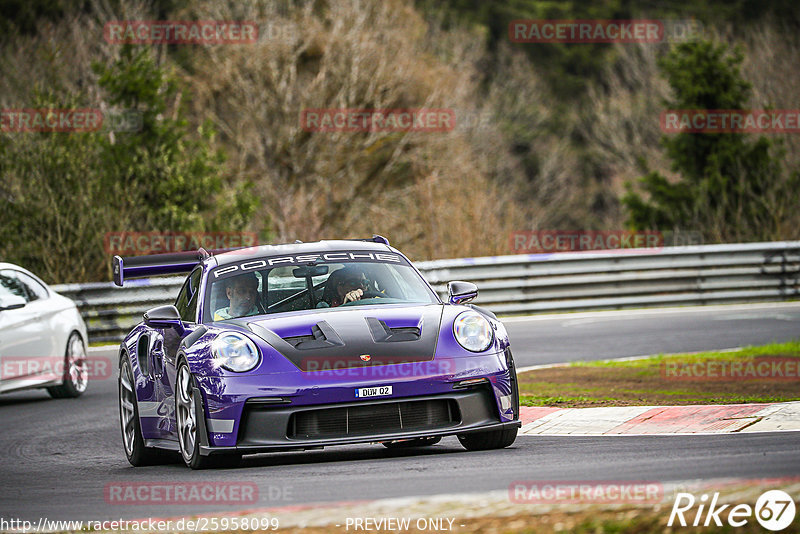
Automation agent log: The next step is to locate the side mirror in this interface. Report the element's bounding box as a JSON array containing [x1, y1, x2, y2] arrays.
[[143, 305, 185, 335], [447, 281, 478, 305], [0, 295, 26, 311]]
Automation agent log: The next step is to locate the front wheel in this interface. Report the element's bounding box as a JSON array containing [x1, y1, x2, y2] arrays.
[[458, 428, 518, 451], [176, 362, 240, 469], [47, 332, 88, 398]]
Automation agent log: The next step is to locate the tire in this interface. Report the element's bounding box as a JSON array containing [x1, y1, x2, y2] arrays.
[[457, 348, 520, 451], [118, 353, 177, 466], [457, 427, 518, 451], [47, 332, 88, 398], [382, 436, 442, 449], [175, 361, 240, 469]]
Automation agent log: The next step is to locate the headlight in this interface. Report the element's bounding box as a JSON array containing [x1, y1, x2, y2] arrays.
[[453, 311, 494, 352], [211, 332, 260, 372]]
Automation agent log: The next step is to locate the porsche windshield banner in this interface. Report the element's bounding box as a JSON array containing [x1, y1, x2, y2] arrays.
[[212, 251, 405, 278]]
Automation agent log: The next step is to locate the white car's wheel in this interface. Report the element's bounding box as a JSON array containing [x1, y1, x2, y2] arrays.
[[47, 332, 87, 398]]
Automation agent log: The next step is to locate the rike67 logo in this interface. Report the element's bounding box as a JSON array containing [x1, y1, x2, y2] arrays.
[[669, 490, 796, 531]]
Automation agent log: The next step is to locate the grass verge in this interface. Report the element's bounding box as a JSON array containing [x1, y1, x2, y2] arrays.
[[263, 479, 800, 534], [519, 341, 800, 408]]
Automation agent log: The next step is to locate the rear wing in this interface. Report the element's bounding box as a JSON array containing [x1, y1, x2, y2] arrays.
[[111, 235, 390, 286], [112, 249, 210, 287]]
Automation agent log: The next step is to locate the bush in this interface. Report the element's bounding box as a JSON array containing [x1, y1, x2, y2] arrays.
[[0, 47, 254, 283]]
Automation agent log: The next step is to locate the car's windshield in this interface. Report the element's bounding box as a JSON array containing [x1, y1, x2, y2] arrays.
[[204, 253, 438, 321]]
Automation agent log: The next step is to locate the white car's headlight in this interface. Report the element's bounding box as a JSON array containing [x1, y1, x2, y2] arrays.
[[211, 332, 260, 372], [453, 311, 494, 352]]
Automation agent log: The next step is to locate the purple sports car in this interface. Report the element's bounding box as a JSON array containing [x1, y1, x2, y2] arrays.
[[114, 236, 519, 469]]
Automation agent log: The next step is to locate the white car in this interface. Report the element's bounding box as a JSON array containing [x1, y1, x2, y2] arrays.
[[0, 263, 89, 398]]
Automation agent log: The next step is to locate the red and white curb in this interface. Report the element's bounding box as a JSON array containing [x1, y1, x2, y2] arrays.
[[519, 402, 800, 435]]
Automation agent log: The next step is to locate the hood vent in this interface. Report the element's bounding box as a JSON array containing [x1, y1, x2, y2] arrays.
[[282, 321, 344, 350], [246, 305, 441, 371], [365, 317, 421, 342]]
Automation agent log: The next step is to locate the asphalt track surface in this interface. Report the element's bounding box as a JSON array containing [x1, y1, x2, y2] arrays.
[[1, 303, 799, 522]]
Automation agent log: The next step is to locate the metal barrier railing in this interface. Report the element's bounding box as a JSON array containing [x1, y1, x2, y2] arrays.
[[53, 242, 800, 344]]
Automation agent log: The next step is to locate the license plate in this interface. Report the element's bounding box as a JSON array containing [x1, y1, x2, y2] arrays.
[[355, 385, 392, 398]]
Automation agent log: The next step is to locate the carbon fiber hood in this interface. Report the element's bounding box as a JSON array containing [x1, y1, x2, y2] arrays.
[[244, 304, 444, 371]]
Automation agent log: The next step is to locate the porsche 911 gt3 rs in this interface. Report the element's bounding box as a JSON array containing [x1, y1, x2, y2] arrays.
[[114, 236, 520, 469]]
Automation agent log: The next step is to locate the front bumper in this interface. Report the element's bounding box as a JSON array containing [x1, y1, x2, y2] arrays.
[[190, 352, 517, 450], [199, 387, 519, 455]]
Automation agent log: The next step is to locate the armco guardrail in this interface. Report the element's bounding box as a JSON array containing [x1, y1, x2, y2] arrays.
[[53, 241, 800, 344], [420, 241, 800, 314]]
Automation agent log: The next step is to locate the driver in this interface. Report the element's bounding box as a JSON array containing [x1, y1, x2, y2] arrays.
[[318, 266, 369, 308], [213, 272, 260, 320]]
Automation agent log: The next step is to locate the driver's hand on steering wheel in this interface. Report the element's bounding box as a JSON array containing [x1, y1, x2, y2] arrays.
[[343, 288, 363, 304]]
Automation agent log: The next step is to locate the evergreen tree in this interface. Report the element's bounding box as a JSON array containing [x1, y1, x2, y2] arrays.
[[624, 40, 798, 242]]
